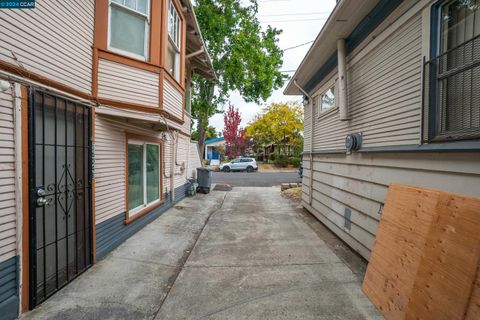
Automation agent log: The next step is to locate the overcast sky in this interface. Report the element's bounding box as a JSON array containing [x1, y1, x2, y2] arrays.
[[208, 0, 337, 133]]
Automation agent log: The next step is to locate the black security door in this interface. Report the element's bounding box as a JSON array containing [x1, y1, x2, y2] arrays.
[[28, 89, 93, 308]]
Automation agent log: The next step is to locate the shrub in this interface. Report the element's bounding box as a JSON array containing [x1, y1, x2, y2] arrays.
[[288, 157, 301, 167], [273, 154, 288, 167]]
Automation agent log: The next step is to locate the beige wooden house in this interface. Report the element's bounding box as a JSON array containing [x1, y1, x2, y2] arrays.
[[0, 0, 214, 318], [285, 0, 480, 260]]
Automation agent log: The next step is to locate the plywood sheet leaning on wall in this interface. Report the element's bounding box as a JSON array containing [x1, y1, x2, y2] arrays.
[[465, 271, 480, 320], [362, 184, 480, 320]]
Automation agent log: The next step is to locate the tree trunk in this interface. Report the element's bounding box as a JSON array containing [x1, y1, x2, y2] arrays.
[[197, 114, 206, 160], [197, 83, 215, 158]]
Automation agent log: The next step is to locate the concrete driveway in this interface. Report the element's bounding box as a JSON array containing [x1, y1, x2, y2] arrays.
[[22, 187, 381, 320]]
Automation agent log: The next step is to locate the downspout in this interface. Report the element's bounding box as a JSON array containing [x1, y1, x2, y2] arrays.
[[293, 80, 314, 206], [337, 39, 349, 121], [170, 136, 175, 202], [12, 82, 23, 316]]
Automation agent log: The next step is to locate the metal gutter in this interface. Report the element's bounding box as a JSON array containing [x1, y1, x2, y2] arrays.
[[284, 0, 346, 94], [285, 0, 404, 95]]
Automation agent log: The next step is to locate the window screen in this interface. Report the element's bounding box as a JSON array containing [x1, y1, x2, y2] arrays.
[[109, 0, 149, 59]]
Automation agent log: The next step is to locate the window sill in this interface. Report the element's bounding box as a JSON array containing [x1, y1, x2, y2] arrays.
[[107, 46, 148, 62], [125, 200, 165, 225], [317, 107, 338, 120], [97, 48, 161, 74]]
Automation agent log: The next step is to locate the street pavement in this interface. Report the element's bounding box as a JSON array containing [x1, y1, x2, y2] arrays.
[[212, 172, 301, 187], [22, 188, 381, 320]]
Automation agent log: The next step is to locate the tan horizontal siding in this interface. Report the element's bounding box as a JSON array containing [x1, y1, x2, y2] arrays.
[[173, 136, 189, 189], [98, 59, 159, 107], [188, 142, 202, 179], [182, 113, 191, 134], [94, 115, 189, 224], [304, 152, 480, 260], [311, 14, 423, 151], [0, 88, 16, 263], [0, 0, 94, 93], [94, 116, 126, 224], [163, 79, 183, 119]]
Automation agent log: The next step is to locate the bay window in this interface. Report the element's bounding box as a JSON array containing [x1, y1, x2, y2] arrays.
[[167, 0, 181, 81], [127, 139, 161, 219], [428, 0, 480, 141], [109, 0, 150, 60]]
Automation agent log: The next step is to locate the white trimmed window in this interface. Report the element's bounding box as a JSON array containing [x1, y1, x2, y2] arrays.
[[109, 0, 150, 60], [167, 1, 181, 81], [318, 86, 335, 114], [127, 141, 161, 216]]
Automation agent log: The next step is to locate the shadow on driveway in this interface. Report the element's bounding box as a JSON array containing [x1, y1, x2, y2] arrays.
[[212, 172, 301, 187]]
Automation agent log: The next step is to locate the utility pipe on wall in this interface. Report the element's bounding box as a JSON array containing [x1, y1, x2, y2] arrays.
[[337, 39, 349, 121], [293, 80, 314, 206]]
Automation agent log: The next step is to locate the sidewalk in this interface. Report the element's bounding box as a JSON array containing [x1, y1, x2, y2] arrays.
[[23, 187, 381, 320], [258, 163, 298, 173]]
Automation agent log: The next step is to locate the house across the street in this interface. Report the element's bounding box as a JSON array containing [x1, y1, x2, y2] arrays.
[[0, 1, 214, 318], [204, 137, 225, 164], [285, 0, 480, 260]]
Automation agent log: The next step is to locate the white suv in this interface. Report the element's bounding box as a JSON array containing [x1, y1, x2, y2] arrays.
[[219, 157, 258, 173]]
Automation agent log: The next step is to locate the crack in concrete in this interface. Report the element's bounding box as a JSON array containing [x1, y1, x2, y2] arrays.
[[152, 192, 229, 320], [109, 256, 178, 268]]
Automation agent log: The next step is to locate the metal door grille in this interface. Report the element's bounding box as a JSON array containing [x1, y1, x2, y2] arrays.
[[28, 89, 93, 308]]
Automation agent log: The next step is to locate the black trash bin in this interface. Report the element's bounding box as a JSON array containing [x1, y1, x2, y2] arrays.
[[197, 167, 212, 194]]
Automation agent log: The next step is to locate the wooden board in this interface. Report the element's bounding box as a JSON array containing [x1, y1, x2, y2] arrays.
[[363, 184, 480, 320], [363, 185, 440, 320], [406, 193, 480, 320]]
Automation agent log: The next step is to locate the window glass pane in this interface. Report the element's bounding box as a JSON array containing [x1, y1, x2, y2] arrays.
[[434, 0, 480, 140], [321, 87, 335, 111], [167, 43, 176, 75], [137, 0, 148, 14], [112, 0, 123, 4], [168, 4, 174, 35], [110, 6, 146, 57], [476, 2, 480, 35], [146, 144, 160, 203], [168, 1, 181, 47], [175, 15, 180, 45], [124, 0, 135, 10], [441, 0, 480, 53], [128, 144, 144, 211]]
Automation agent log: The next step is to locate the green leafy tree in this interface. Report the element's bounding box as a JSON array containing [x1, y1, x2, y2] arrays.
[[191, 126, 218, 141], [192, 0, 287, 154]]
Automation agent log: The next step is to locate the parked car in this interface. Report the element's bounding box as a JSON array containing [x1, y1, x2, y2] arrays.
[[220, 157, 258, 173]]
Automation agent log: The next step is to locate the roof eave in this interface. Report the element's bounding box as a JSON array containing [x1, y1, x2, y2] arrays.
[[284, 0, 347, 96], [182, 0, 217, 81], [284, 0, 389, 96]]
